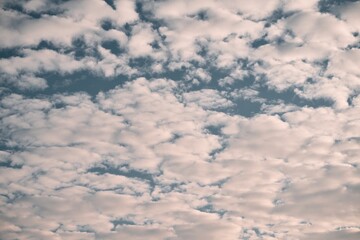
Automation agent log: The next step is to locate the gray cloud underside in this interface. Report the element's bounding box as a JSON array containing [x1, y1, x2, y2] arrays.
[[0, 0, 360, 239]]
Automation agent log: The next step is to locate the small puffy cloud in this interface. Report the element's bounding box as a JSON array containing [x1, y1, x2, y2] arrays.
[[0, 49, 90, 75], [127, 23, 164, 59], [255, 59, 320, 91], [1, 74, 48, 90], [182, 89, 233, 110], [184, 68, 212, 83], [231, 88, 265, 103], [285, 11, 356, 48], [295, 78, 350, 109]]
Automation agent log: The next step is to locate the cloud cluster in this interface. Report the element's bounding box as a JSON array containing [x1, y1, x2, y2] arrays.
[[1, 76, 360, 239], [0, 0, 359, 239], [1, 0, 358, 105]]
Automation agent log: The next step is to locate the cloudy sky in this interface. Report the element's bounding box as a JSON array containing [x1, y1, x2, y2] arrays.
[[0, 0, 360, 239]]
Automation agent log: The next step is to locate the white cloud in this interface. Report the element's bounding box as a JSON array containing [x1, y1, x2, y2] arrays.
[[0, 9, 89, 48], [62, 0, 138, 27], [182, 89, 233, 109], [295, 78, 351, 109], [0, 49, 91, 75], [285, 11, 356, 49], [0, 0, 138, 48], [1, 74, 48, 90], [151, 0, 263, 63], [255, 59, 320, 91], [184, 68, 212, 84], [127, 23, 164, 59]]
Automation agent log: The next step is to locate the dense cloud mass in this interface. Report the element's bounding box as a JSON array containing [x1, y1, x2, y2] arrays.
[[0, 0, 359, 239]]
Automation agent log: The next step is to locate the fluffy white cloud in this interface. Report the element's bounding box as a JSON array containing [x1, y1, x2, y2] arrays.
[[285, 11, 356, 48], [0, 0, 138, 48], [0, 49, 91, 75], [182, 89, 233, 109], [1, 73, 48, 90]]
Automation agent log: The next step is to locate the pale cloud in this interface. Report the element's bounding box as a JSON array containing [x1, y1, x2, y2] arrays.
[[0, 0, 138, 48], [295, 78, 351, 109], [0, 9, 89, 48], [285, 11, 356, 48], [1, 74, 48, 90], [184, 68, 212, 83], [151, 0, 263, 63], [255, 59, 320, 91], [62, 0, 138, 27], [182, 89, 233, 109], [127, 23, 164, 59], [0, 49, 91, 75]]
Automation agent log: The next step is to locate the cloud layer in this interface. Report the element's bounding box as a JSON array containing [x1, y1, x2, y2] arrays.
[[0, 0, 359, 239]]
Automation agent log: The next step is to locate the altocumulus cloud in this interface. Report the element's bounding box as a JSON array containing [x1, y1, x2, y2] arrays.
[[0, 0, 360, 239]]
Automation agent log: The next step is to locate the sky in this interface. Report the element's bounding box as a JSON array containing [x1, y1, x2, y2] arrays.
[[0, 0, 360, 239]]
